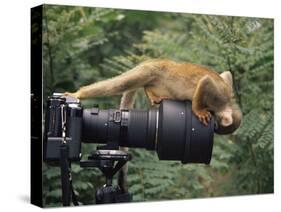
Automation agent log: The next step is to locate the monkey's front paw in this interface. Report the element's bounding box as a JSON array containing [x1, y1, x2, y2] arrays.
[[193, 109, 212, 126], [64, 92, 80, 99], [152, 96, 170, 104]]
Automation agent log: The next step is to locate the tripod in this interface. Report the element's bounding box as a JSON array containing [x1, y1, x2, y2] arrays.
[[59, 143, 132, 205], [80, 149, 132, 204]]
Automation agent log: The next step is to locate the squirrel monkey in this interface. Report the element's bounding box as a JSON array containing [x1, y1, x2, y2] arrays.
[[65, 59, 242, 193], [65, 59, 242, 131]]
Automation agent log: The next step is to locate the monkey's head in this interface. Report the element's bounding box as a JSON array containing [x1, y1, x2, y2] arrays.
[[210, 71, 242, 134], [214, 101, 242, 134]]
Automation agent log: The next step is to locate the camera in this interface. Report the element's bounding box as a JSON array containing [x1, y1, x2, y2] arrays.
[[44, 93, 214, 164], [43, 93, 215, 205]]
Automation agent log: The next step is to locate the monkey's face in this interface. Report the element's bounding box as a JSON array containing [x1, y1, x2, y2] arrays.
[[214, 104, 242, 134], [215, 105, 233, 127]]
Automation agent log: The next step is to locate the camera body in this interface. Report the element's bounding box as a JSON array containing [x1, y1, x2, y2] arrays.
[[44, 94, 83, 161], [44, 93, 214, 164]]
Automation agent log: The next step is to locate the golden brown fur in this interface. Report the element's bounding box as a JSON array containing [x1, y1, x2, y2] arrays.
[[66, 59, 239, 127]]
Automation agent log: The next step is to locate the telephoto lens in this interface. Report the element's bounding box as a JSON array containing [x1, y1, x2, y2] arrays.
[[82, 100, 214, 164]]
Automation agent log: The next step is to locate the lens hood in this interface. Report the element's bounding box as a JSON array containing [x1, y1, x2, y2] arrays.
[[157, 100, 214, 164]]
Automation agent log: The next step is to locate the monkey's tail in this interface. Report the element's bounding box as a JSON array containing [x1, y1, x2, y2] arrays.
[[118, 90, 137, 193]]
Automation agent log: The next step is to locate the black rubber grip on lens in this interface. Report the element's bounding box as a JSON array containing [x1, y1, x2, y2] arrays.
[[127, 110, 148, 148]]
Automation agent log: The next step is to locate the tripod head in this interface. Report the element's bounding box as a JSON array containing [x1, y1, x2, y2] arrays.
[[80, 147, 132, 204]]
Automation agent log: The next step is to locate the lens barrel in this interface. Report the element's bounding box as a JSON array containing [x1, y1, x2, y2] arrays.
[[126, 108, 157, 150], [82, 100, 214, 164], [82, 108, 157, 150]]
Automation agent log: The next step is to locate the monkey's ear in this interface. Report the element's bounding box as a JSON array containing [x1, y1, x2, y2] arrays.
[[220, 71, 233, 88]]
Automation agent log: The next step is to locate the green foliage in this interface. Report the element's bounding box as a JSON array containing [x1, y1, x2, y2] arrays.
[[42, 5, 273, 207]]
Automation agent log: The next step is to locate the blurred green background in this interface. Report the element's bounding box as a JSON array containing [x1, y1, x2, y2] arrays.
[[41, 5, 273, 207]]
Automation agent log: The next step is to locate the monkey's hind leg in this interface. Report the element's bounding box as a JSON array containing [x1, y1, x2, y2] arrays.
[[192, 75, 217, 126], [118, 90, 137, 193]]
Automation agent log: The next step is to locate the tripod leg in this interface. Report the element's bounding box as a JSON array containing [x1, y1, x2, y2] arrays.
[[60, 144, 71, 206]]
